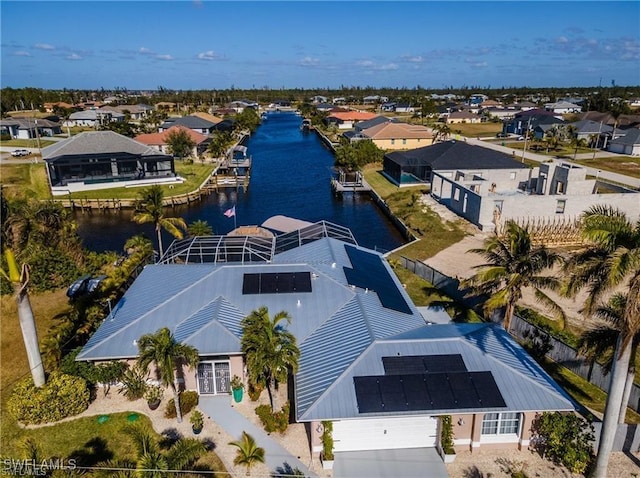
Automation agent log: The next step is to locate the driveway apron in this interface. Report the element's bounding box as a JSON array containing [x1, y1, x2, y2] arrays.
[[333, 448, 449, 478]]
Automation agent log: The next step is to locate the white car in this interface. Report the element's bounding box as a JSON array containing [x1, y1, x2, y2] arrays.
[[11, 149, 30, 157]]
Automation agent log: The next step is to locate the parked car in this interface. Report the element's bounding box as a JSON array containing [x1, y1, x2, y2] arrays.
[[496, 133, 508, 138], [11, 149, 30, 157], [66, 275, 91, 299], [86, 275, 107, 294]]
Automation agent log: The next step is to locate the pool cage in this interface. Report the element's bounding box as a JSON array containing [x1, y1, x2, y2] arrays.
[[160, 220, 357, 265]]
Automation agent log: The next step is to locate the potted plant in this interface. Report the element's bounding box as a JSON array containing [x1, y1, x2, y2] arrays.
[[439, 415, 456, 463], [144, 385, 163, 410], [230, 375, 244, 403], [190, 409, 204, 435], [320, 421, 334, 470]]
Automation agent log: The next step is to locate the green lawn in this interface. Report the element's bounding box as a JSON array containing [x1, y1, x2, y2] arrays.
[[0, 290, 226, 473], [573, 155, 640, 179], [1, 139, 56, 148], [0, 163, 52, 199]]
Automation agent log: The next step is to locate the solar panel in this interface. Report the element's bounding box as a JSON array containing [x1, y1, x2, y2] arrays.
[[242, 272, 312, 294], [383, 354, 467, 375], [470, 371, 507, 408], [354, 371, 506, 414], [343, 245, 412, 314], [424, 354, 467, 373]]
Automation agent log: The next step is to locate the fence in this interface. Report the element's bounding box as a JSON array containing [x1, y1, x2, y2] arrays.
[[398, 257, 640, 417]]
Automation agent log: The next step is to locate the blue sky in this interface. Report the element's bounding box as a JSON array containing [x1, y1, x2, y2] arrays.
[[1, 1, 639, 90]]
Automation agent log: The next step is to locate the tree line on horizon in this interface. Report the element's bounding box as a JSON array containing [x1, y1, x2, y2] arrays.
[[2, 85, 639, 117]]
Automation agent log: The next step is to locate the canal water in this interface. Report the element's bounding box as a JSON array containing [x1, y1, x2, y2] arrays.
[[74, 112, 405, 253]]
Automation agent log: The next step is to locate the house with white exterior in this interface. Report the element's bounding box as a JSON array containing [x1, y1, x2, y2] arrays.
[[431, 156, 640, 231], [607, 128, 640, 156], [544, 101, 582, 114], [0, 117, 62, 139], [76, 219, 576, 464], [42, 131, 180, 195]]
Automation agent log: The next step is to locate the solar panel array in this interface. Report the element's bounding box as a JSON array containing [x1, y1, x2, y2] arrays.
[[242, 272, 312, 295], [382, 354, 468, 375], [354, 371, 506, 413], [343, 245, 412, 314]]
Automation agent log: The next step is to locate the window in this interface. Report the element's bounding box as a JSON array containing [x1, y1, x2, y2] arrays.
[[510, 172, 517, 180], [391, 139, 395, 145], [556, 199, 566, 214], [481, 412, 521, 436], [453, 189, 460, 201], [402, 138, 407, 145]]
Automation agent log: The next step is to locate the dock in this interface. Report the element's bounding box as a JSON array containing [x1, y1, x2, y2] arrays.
[[331, 176, 372, 193]]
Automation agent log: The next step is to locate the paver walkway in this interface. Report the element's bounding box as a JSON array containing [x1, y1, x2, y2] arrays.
[[199, 395, 318, 477]]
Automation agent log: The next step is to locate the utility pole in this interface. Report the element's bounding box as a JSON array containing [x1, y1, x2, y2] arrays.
[[520, 115, 532, 163]]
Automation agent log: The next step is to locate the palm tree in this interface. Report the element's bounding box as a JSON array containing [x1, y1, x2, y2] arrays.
[[132, 185, 187, 258], [563, 205, 640, 478], [229, 431, 265, 476], [0, 248, 45, 387], [98, 425, 206, 478], [241, 306, 300, 411], [136, 327, 199, 423], [578, 293, 638, 424], [432, 122, 451, 143], [463, 221, 565, 332], [187, 220, 213, 237]]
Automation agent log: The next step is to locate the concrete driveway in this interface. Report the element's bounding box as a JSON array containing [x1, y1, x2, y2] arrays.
[[333, 448, 449, 478]]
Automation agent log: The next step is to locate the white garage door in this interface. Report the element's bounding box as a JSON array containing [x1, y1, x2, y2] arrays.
[[333, 416, 438, 452]]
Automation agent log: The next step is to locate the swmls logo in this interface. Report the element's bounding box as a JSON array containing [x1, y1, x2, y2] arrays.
[[2, 459, 77, 476]]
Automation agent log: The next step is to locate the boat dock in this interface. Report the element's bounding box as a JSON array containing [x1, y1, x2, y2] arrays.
[[331, 170, 372, 193]]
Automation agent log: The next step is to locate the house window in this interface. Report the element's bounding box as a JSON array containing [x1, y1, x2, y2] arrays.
[[510, 172, 517, 180], [556, 199, 566, 214], [481, 412, 521, 436], [391, 139, 395, 145], [453, 189, 460, 201], [402, 139, 407, 145]]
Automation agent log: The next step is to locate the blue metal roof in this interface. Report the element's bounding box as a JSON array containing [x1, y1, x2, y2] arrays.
[[298, 323, 576, 421]]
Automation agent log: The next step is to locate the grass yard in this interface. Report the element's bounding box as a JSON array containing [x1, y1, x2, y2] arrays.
[[0, 162, 52, 199], [0, 290, 226, 474], [448, 122, 503, 138], [573, 155, 640, 179], [362, 163, 468, 261], [542, 359, 640, 425], [65, 162, 215, 200], [1, 139, 57, 148]]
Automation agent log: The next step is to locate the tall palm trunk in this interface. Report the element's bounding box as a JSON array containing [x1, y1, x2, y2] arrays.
[[618, 368, 635, 424], [156, 224, 164, 259], [592, 335, 631, 478], [16, 283, 45, 387], [266, 377, 277, 411], [503, 301, 515, 333], [171, 381, 183, 423]]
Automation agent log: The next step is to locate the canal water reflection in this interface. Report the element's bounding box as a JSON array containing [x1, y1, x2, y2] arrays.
[[75, 112, 406, 253]]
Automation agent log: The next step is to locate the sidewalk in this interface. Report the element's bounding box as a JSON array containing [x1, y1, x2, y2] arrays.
[[199, 395, 319, 477]]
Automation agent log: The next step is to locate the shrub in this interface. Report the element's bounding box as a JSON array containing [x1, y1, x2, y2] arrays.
[[440, 415, 455, 454], [255, 402, 290, 433], [190, 409, 204, 430], [321, 420, 334, 460], [247, 381, 263, 401], [144, 385, 164, 403], [7, 372, 90, 425], [531, 412, 594, 474], [164, 390, 199, 418], [119, 365, 148, 401]]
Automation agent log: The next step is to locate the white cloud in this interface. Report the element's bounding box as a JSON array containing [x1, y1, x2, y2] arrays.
[[377, 63, 398, 71], [198, 50, 220, 60], [14, 51, 31, 57], [139, 47, 154, 55], [404, 55, 424, 63], [356, 60, 374, 67], [156, 54, 173, 61], [34, 43, 55, 50], [556, 36, 569, 44], [299, 56, 319, 66], [66, 53, 82, 61]]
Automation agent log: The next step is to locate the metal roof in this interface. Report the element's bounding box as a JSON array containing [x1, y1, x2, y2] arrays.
[[298, 323, 575, 421], [41, 131, 165, 160]]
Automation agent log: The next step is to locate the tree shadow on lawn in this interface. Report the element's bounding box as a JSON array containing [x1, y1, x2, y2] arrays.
[[68, 437, 113, 468]]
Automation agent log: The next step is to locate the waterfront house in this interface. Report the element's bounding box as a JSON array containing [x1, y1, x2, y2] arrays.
[[42, 131, 179, 195], [159, 115, 217, 135], [359, 121, 434, 150], [134, 125, 210, 158], [325, 111, 378, 129], [77, 219, 575, 461], [382, 140, 527, 186]]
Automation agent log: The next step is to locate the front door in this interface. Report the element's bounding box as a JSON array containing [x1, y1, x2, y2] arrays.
[[197, 362, 230, 395]]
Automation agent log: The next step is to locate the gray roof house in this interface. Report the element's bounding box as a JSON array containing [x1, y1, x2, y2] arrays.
[[77, 220, 575, 459], [159, 116, 217, 135], [42, 131, 179, 195], [608, 128, 640, 156]]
